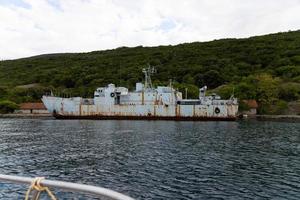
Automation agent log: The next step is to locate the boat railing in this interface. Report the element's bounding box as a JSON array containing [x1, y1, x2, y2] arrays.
[[0, 174, 134, 200]]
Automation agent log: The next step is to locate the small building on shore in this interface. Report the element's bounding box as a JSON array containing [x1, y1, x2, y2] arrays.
[[242, 100, 258, 115], [15, 102, 50, 114]]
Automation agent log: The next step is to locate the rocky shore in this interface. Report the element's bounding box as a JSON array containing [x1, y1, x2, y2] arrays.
[[256, 115, 300, 119], [0, 113, 53, 119]]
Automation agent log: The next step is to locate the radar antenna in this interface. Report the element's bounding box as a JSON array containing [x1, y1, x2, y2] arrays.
[[142, 64, 156, 90]]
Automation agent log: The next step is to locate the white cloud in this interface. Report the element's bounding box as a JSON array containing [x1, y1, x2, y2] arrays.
[[0, 0, 300, 59]]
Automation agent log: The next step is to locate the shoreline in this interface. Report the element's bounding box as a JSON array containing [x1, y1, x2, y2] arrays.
[[255, 115, 300, 119], [254, 115, 300, 122], [0, 113, 54, 119]]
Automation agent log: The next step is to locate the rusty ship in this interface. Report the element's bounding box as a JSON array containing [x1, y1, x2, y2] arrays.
[[42, 67, 238, 120]]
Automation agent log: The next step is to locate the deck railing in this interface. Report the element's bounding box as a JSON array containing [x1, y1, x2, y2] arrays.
[[0, 174, 134, 200]]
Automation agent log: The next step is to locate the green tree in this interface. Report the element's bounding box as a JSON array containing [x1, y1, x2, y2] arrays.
[[254, 74, 280, 113], [235, 82, 256, 100], [0, 100, 19, 113], [278, 82, 300, 101], [212, 84, 235, 99], [174, 83, 199, 99], [195, 70, 224, 89]]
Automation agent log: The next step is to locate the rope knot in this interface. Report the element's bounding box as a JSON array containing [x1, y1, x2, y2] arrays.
[[32, 177, 46, 191], [25, 177, 57, 200]]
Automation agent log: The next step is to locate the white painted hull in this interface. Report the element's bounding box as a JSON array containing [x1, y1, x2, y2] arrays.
[[42, 96, 239, 120]]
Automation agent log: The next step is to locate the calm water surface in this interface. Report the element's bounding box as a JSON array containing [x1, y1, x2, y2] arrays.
[[0, 119, 299, 199]]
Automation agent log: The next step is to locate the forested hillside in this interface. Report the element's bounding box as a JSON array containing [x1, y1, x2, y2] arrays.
[[0, 30, 300, 114]]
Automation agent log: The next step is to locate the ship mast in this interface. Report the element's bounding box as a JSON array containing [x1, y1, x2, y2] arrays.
[[142, 65, 156, 90]]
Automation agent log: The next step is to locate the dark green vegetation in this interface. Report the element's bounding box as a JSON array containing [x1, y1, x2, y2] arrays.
[[0, 100, 19, 114], [0, 30, 300, 114]]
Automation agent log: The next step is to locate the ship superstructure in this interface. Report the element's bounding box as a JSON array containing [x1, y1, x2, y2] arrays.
[[42, 67, 238, 120]]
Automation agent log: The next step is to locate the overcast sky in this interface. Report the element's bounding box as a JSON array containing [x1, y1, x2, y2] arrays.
[[0, 0, 300, 60]]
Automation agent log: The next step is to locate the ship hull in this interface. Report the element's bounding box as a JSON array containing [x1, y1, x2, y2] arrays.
[[42, 96, 239, 121]]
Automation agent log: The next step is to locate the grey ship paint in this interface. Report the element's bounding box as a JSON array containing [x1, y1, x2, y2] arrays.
[[42, 67, 238, 120]]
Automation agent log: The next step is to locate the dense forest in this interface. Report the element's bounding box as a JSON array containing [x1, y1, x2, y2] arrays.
[[0, 30, 300, 114]]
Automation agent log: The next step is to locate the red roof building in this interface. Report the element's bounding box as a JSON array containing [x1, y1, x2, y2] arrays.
[[16, 102, 49, 114], [242, 100, 258, 115], [19, 102, 47, 110], [243, 100, 258, 109]]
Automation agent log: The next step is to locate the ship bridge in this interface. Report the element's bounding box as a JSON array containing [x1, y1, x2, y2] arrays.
[[93, 82, 182, 106]]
